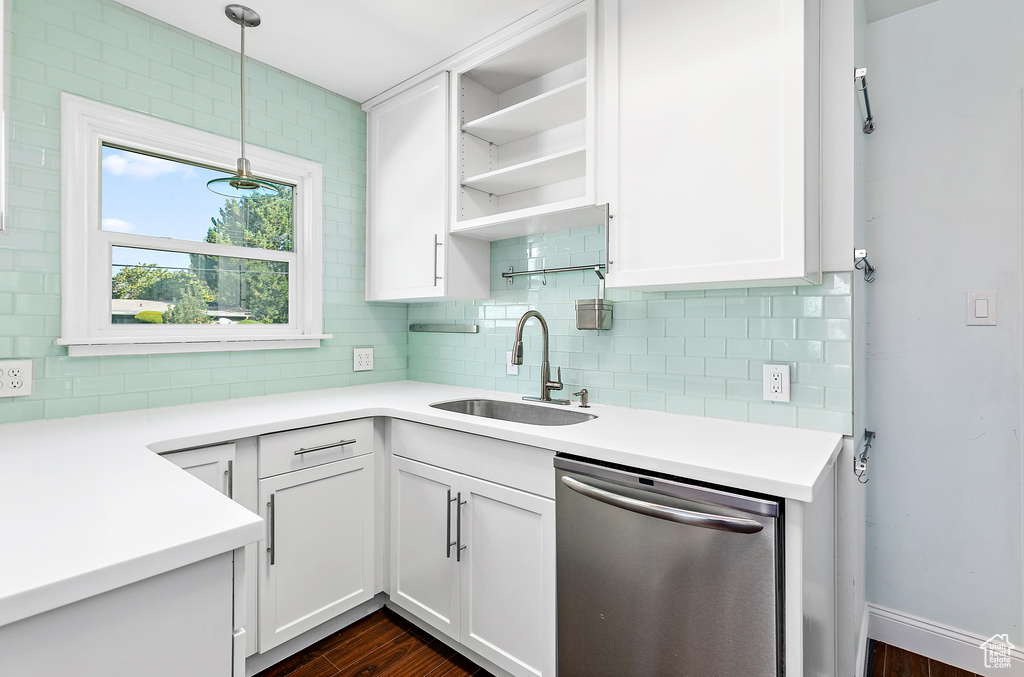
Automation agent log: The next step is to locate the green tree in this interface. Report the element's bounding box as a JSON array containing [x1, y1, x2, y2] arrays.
[[198, 190, 293, 323], [163, 279, 212, 324], [111, 263, 166, 300], [112, 264, 214, 304]]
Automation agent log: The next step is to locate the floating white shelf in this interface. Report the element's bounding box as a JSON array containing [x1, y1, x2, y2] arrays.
[[461, 147, 586, 196], [461, 79, 586, 146]]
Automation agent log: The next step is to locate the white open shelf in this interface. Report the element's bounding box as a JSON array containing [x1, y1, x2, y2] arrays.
[[461, 78, 586, 146], [451, 202, 607, 241], [461, 147, 586, 196]]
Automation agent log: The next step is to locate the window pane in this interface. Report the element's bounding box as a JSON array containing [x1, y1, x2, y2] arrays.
[[111, 246, 289, 325], [101, 145, 294, 252]]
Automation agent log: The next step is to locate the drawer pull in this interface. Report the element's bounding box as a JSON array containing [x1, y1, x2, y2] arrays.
[[293, 439, 357, 455]]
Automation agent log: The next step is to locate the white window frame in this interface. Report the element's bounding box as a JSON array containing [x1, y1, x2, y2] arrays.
[[58, 94, 328, 357]]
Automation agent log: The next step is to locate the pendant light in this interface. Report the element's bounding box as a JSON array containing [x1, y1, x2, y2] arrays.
[[207, 4, 281, 198]]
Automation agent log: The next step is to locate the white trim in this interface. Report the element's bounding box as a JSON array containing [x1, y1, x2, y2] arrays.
[[855, 607, 869, 677], [103, 232, 295, 263], [60, 94, 326, 356], [61, 337, 327, 358], [868, 603, 1024, 675]]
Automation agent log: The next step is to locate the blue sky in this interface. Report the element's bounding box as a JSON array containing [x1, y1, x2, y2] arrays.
[[102, 145, 234, 271]]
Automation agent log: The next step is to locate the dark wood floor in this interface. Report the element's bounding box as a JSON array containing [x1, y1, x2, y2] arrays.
[[254, 608, 494, 677], [868, 640, 983, 677], [258, 616, 988, 677]]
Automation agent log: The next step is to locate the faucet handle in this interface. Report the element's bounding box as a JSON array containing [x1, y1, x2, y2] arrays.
[[548, 366, 563, 391]]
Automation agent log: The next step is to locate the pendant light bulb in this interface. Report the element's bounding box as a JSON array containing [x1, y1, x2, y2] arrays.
[[208, 4, 281, 199]]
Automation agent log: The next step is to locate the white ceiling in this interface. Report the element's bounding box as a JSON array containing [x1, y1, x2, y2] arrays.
[[114, 0, 552, 103]]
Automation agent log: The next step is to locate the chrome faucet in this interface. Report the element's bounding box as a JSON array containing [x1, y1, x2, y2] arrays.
[[512, 310, 569, 404]]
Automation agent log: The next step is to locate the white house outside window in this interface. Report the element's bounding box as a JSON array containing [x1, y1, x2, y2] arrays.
[[59, 94, 327, 357]]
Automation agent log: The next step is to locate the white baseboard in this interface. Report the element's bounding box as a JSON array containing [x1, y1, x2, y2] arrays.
[[244, 595, 386, 676], [868, 603, 1024, 676]]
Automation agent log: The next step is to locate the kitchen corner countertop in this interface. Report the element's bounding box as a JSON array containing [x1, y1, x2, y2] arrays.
[[0, 380, 843, 629]]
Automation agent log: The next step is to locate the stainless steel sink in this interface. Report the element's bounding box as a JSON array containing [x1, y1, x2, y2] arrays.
[[430, 398, 597, 426]]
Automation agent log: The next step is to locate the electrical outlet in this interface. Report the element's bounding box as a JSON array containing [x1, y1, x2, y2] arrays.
[[762, 363, 791, 402], [506, 351, 518, 375], [353, 347, 374, 372], [0, 360, 34, 398]]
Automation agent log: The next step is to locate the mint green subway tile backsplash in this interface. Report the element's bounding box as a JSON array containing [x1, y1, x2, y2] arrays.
[[408, 226, 854, 435], [0, 0, 407, 424]]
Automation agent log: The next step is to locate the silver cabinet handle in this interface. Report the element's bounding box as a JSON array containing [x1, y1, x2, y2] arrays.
[[603, 204, 613, 269], [446, 489, 458, 558], [560, 476, 763, 534], [294, 439, 357, 455], [226, 460, 234, 499], [434, 234, 443, 285], [456, 492, 466, 562], [267, 494, 276, 565]]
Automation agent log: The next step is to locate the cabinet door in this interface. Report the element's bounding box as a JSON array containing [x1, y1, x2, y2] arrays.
[[0, 554, 233, 677], [163, 443, 234, 498], [366, 72, 449, 301], [460, 475, 556, 677], [258, 455, 375, 652], [606, 0, 820, 290], [390, 455, 461, 638], [165, 443, 251, 665]]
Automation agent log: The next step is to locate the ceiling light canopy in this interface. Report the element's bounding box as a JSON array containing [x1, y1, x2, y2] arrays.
[[207, 4, 281, 198]]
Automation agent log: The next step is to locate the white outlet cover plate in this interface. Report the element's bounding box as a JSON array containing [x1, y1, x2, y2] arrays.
[[763, 363, 791, 402], [353, 348, 374, 371], [506, 351, 518, 375], [0, 359, 34, 398]]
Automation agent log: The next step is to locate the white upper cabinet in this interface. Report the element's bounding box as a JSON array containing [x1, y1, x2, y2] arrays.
[[604, 0, 824, 290], [365, 72, 489, 302], [450, 0, 607, 241]]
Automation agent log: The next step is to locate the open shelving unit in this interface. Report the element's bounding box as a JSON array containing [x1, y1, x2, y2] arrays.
[[452, 1, 601, 240]]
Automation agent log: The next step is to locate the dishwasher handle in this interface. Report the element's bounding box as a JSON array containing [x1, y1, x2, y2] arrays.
[[560, 475, 764, 534]]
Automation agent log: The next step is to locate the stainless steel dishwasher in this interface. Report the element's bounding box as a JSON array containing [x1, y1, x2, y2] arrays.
[[555, 455, 783, 676]]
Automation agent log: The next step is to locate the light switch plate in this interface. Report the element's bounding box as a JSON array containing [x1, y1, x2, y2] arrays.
[[353, 348, 374, 371], [967, 291, 998, 326], [506, 351, 518, 375], [0, 360, 34, 398]]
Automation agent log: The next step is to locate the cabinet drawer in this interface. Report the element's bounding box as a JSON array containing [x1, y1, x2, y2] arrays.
[[391, 420, 555, 499], [258, 418, 373, 478]]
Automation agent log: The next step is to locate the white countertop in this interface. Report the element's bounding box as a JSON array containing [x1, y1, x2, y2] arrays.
[[0, 380, 842, 629]]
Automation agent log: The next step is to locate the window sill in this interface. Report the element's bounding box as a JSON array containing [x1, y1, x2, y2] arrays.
[[56, 335, 333, 357]]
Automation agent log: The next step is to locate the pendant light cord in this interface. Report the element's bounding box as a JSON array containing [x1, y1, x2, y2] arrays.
[[239, 19, 246, 169]]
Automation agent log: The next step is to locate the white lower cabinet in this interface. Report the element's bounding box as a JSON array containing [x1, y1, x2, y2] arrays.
[[458, 473, 555, 677], [0, 553, 236, 677], [257, 452, 375, 652], [163, 442, 235, 498], [390, 456, 461, 637], [162, 444, 248, 675], [390, 424, 556, 677]]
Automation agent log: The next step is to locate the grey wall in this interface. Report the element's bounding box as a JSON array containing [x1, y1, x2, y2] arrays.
[[866, 0, 1023, 643]]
